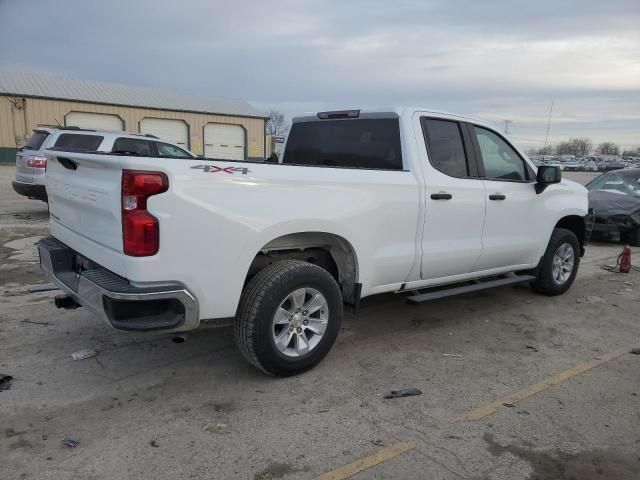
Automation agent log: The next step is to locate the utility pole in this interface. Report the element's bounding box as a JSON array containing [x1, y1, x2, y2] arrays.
[[543, 101, 554, 152], [502, 119, 512, 135]]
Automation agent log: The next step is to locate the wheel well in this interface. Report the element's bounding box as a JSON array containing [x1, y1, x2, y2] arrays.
[[555, 215, 586, 256], [246, 233, 359, 304]]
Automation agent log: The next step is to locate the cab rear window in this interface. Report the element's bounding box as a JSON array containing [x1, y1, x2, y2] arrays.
[[283, 119, 403, 170], [24, 131, 49, 150], [54, 134, 104, 151]]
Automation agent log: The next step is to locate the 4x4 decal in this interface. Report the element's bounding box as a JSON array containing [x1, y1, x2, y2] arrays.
[[191, 164, 251, 175]]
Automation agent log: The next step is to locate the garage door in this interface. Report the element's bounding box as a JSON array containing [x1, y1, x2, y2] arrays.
[[140, 118, 188, 148], [65, 112, 124, 131], [204, 124, 245, 160]]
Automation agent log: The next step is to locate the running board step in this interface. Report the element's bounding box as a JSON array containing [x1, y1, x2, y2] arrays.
[[406, 275, 536, 304]]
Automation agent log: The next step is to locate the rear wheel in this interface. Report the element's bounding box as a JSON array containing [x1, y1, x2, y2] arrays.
[[234, 260, 343, 376], [531, 228, 580, 296]]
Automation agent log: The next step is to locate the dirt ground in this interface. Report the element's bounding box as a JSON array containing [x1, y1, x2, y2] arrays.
[[1, 166, 639, 480]]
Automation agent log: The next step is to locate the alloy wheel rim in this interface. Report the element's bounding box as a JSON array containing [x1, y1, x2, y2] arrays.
[[552, 242, 575, 284], [272, 287, 329, 357]]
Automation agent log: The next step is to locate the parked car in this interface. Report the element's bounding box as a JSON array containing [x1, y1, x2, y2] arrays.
[[586, 169, 640, 246], [563, 160, 581, 171], [600, 161, 626, 172], [37, 107, 588, 376], [12, 127, 195, 202]]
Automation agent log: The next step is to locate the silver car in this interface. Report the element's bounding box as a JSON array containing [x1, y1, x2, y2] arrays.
[[12, 127, 195, 202]]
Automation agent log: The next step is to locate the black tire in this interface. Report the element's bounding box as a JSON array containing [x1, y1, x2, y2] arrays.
[[531, 228, 580, 296], [234, 260, 343, 376]]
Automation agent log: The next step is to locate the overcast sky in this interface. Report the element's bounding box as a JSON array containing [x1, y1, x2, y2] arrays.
[[1, 0, 638, 150]]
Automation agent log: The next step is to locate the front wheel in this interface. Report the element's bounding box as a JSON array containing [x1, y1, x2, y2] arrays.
[[234, 260, 343, 376], [531, 228, 580, 296]]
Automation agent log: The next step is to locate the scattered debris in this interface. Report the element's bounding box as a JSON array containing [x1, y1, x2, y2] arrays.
[[630, 347, 640, 355], [204, 422, 230, 434], [21, 319, 54, 326], [172, 336, 186, 344], [28, 284, 59, 293], [383, 388, 422, 399], [576, 295, 605, 304], [62, 439, 79, 448], [526, 345, 539, 352], [253, 462, 300, 480], [70, 349, 97, 361], [5, 428, 26, 437], [0, 374, 13, 392], [443, 353, 462, 357]]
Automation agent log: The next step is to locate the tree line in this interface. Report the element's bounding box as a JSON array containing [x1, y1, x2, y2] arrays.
[[527, 138, 639, 157]]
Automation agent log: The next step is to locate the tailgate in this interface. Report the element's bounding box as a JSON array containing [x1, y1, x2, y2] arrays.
[[45, 151, 124, 260], [15, 149, 34, 183]]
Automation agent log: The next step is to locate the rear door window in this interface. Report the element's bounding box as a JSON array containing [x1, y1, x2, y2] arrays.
[[421, 118, 470, 177], [112, 138, 153, 156], [156, 142, 192, 158], [283, 119, 403, 170], [24, 131, 50, 150], [54, 134, 104, 150]]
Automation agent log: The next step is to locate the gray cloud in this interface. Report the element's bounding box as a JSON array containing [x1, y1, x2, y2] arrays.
[[1, 0, 638, 149]]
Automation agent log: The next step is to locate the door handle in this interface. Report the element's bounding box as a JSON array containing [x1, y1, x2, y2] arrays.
[[430, 193, 452, 200], [489, 194, 506, 200]]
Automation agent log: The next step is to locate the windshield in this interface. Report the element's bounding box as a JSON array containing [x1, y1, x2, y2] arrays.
[[24, 130, 50, 150], [586, 171, 640, 197]]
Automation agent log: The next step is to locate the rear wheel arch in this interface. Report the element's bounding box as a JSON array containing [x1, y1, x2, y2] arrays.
[[246, 232, 360, 304]]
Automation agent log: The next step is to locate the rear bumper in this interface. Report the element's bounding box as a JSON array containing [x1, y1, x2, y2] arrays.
[[12, 181, 48, 202], [37, 237, 199, 332]]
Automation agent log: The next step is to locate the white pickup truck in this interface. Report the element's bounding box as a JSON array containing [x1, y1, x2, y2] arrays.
[[38, 107, 588, 376]]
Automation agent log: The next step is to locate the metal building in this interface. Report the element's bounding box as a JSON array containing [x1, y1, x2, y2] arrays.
[[0, 71, 268, 162]]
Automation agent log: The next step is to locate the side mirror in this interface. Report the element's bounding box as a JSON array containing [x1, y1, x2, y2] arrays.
[[535, 165, 561, 194], [266, 152, 279, 164]]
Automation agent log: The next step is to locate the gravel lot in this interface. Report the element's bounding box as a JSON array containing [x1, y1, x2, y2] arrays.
[[1, 166, 639, 480]]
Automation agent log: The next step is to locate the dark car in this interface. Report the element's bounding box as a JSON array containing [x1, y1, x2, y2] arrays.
[[586, 169, 640, 246]]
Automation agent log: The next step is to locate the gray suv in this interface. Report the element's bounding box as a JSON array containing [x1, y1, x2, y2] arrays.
[[12, 127, 195, 202]]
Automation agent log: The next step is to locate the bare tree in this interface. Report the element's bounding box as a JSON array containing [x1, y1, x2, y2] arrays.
[[266, 110, 289, 136], [537, 145, 555, 156], [528, 145, 555, 156], [568, 138, 592, 156], [555, 138, 592, 156], [555, 141, 573, 155], [597, 142, 620, 156]]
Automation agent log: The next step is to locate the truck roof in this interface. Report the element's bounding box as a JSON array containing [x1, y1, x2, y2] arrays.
[[293, 106, 494, 129]]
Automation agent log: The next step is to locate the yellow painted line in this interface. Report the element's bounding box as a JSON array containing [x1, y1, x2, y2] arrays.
[[315, 441, 416, 480], [456, 350, 623, 421]]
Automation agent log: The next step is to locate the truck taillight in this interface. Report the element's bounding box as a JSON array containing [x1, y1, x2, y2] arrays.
[[26, 156, 47, 168], [121, 170, 168, 256]]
